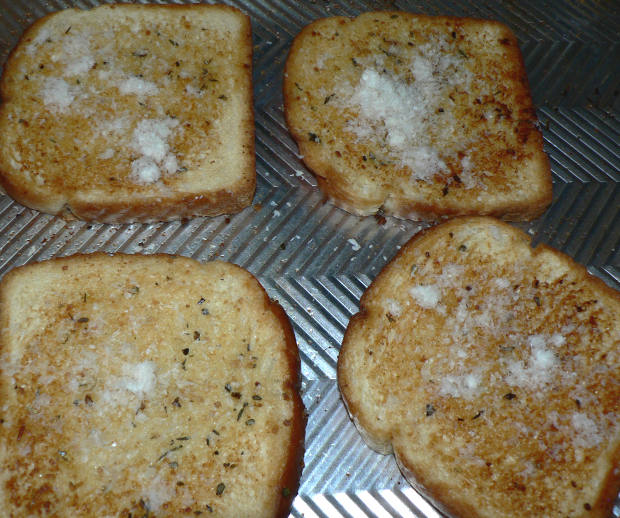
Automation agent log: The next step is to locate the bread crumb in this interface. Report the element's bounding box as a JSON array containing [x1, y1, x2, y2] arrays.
[[348, 238, 361, 251]]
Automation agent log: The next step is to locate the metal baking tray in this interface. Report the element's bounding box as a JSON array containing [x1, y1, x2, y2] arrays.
[[1, 1, 618, 516]]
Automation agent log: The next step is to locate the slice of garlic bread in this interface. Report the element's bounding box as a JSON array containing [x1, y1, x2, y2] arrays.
[[284, 12, 552, 221], [0, 4, 255, 222], [0, 253, 304, 517], [338, 217, 619, 517]]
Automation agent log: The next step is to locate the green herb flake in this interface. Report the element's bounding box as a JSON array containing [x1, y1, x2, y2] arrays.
[[237, 402, 249, 421], [216, 483, 225, 496], [308, 132, 321, 143], [158, 444, 183, 462]]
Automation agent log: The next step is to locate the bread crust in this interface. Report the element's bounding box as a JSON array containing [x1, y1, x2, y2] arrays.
[[0, 253, 304, 517], [284, 12, 552, 221], [0, 4, 255, 223], [338, 217, 620, 518]]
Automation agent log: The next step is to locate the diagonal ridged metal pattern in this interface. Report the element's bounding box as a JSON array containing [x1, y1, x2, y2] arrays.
[[0, 1, 619, 517]]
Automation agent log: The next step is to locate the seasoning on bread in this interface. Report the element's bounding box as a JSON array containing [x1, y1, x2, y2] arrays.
[[0, 253, 304, 517], [284, 12, 552, 221], [0, 4, 255, 222], [338, 217, 619, 517]]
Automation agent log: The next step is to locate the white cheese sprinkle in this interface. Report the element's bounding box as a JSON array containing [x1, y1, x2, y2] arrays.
[[131, 157, 161, 184], [119, 77, 158, 97], [348, 238, 361, 251], [122, 361, 157, 396], [129, 118, 180, 184], [409, 284, 441, 309], [41, 78, 76, 110]]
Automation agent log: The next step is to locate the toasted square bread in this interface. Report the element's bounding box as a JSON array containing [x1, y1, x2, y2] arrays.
[[0, 4, 255, 223], [0, 253, 304, 517], [284, 12, 552, 221], [338, 217, 619, 517]]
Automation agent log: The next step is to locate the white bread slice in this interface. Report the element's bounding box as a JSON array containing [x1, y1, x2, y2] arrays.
[[0, 253, 304, 517], [284, 12, 552, 221], [338, 217, 619, 518], [0, 4, 255, 223]]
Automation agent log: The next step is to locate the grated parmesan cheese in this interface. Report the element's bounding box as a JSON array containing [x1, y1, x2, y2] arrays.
[[129, 118, 180, 184], [342, 37, 475, 182], [348, 238, 361, 251], [58, 34, 95, 76], [121, 361, 157, 396], [409, 284, 441, 309], [440, 372, 483, 399], [41, 78, 76, 110], [385, 298, 403, 318], [25, 28, 51, 55], [571, 413, 603, 449], [505, 334, 558, 389], [98, 148, 115, 160], [119, 77, 158, 97], [131, 157, 161, 184], [142, 472, 176, 512]]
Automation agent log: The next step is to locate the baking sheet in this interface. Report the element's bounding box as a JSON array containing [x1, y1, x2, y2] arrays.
[[0, 1, 618, 517]]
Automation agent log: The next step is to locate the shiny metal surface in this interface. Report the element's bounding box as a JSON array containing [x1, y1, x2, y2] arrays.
[[1, 1, 618, 516]]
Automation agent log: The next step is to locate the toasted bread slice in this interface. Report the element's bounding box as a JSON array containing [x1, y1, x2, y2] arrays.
[[0, 254, 304, 517], [0, 4, 255, 223], [284, 12, 552, 221], [338, 217, 619, 518]]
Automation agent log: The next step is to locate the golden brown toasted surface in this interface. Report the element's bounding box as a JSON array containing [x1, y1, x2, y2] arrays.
[[0, 4, 255, 223], [284, 12, 552, 221], [338, 217, 619, 518], [0, 254, 304, 517]]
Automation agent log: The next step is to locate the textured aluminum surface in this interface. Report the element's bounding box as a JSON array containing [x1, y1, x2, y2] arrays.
[[1, 0, 619, 517]]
